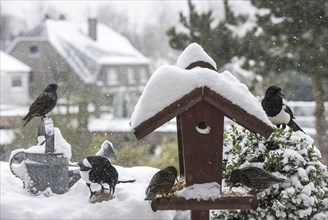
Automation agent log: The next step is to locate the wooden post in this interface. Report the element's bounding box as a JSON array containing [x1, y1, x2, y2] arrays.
[[43, 117, 55, 153], [176, 115, 185, 178], [179, 100, 224, 220]]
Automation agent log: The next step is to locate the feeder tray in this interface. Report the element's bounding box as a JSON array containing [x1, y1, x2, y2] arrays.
[[151, 196, 259, 211]]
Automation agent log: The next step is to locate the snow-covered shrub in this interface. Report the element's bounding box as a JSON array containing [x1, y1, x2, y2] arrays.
[[212, 125, 328, 220]]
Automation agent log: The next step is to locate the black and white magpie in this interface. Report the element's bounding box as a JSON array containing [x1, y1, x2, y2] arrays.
[[78, 156, 135, 198], [261, 86, 305, 133]]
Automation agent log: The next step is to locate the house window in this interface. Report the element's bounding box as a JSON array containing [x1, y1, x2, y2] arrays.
[[127, 67, 135, 85], [12, 76, 22, 88], [29, 44, 40, 57], [107, 68, 119, 86]]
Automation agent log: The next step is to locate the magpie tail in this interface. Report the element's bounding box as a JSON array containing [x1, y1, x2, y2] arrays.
[[117, 179, 136, 184], [288, 119, 306, 134]]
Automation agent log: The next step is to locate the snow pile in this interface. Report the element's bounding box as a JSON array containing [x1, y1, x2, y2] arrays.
[[213, 125, 328, 220], [131, 43, 272, 130], [8, 149, 30, 183], [0, 163, 177, 219], [96, 140, 117, 160], [0, 129, 15, 145], [26, 127, 72, 160], [177, 182, 221, 201], [177, 43, 217, 70], [130, 65, 272, 129]]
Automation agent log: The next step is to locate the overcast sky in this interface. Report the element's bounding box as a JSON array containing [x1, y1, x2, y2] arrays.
[[1, 1, 225, 30]]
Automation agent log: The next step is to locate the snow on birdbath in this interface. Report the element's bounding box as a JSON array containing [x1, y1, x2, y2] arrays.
[[25, 127, 72, 160], [9, 126, 71, 194]]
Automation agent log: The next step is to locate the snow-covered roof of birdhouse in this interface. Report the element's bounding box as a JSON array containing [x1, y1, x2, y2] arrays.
[[130, 43, 273, 138], [177, 43, 217, 70], [0, 51, 31, 73]]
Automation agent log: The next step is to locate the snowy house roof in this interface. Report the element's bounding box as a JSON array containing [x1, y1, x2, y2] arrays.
[[12, 19, 149, 83], [0, 51, 31, 73], [130, 43, 273, 139], [44, 20, 149, 83]]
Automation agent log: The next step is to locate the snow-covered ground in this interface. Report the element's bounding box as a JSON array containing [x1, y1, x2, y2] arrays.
[[0, 161, 186, 219]]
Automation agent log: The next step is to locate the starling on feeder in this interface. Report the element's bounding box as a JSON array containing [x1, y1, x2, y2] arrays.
[[145, 166, 178, 200], [23, 83, 58, 127], [229, 166, 285, 192]]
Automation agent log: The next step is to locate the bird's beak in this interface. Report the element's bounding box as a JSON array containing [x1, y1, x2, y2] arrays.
[[279, 91, 285, 97], [229, 182, 234, 192]]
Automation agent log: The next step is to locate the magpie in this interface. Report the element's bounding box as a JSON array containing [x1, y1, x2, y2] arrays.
[[23, 83, 58, 127], [261, 86, 305, 133], [145, 166, 178, 200], [78, 156, 135, 198]]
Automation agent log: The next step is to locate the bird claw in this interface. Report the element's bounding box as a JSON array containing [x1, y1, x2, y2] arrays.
[[90, 191, 99, 198]]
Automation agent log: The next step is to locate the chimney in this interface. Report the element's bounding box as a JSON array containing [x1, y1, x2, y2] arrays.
[[88, 18, 97, 41]]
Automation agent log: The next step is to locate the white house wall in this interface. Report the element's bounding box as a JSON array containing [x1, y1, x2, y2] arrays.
[[0, 71, 29, 106]]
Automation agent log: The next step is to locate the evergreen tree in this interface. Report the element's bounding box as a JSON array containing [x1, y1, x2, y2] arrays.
[[241, 0, 328, 153], [167, 0, 240, 69], [168, 0, 328, 159], [212, 125, 328, 219]]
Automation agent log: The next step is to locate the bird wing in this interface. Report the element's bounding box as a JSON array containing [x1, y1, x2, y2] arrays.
[[282, 102, 294, 119], [242, 167, 269, 180], [24, 92, 53, 119], [252, 175, 277, 183], [146, 171, 172, 194], [246, 168, 284, 183], [147, 180, 173, 194]]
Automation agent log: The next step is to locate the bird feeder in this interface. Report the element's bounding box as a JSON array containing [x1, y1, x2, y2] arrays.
[[130, 44, 274, 220]]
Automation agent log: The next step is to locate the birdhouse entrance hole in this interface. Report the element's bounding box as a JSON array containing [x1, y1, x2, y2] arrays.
[[196, 121, 210, 134]]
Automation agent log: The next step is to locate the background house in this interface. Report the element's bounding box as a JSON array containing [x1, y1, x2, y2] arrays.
[[0, 51, 31, 106], [6, 17, 150, 118], [0, 51, 30, 160]]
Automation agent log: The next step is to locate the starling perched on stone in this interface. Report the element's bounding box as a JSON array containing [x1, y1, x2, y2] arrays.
[[145, 166, 178, 200], [78, 156, 135, 198], [229, 166, 285, 191], [23, 83, 58, 126]]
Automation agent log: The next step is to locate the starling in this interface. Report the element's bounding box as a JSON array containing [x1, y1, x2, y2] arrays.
[[23, 83, 58, 126], [261, 86, 304, 133], [229, 166, 285, 191], [78, 156, 135, 198], [145, 166, 178, 200]]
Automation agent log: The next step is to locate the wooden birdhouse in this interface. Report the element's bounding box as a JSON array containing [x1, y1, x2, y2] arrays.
[[130, 43, 274, 220]]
